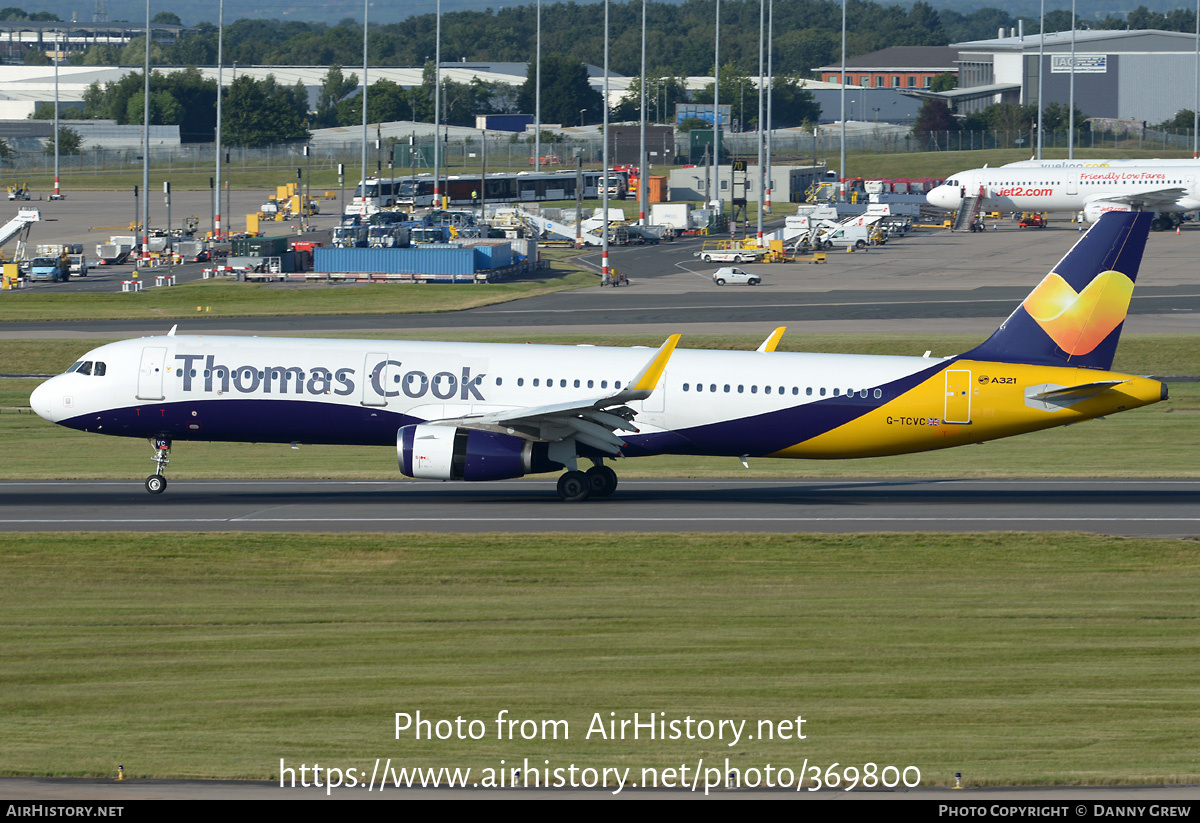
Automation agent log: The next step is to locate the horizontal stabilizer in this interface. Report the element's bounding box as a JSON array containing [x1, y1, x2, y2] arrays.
[[1025, 379, 1129, 411]]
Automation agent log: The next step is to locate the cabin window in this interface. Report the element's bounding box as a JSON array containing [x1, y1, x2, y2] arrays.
[[833, 388, 840, 396], [601, 380, 608, 389], [533, 378, 540, 387], [806, 387, 813, 396], [683, 383, 690, 391], [764, 386, 771, 394], [751, 385, 758, 394], [614, 381, 622, 389], [737, 385, 744, 394], [724, 384, 731, 393], [874, 389, 882, 399], [588, 380, 594, 388], [573, 379, 580, 388], [820, 388, 826, 396], [710, 384, 717, 393], [792, 387, 799, 395], [496, 377, 503, 386], [517, 378, 524, 386]]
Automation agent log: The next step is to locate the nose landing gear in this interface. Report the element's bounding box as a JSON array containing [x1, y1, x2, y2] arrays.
[[145, 437, 170, 494]]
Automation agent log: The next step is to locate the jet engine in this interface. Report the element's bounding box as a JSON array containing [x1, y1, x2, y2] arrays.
[[1081, 201, 1132, 224], [397, 424, 561, 481]]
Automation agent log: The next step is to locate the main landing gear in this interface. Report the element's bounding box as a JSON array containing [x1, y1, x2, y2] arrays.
[[556, 461, 620, 502], [145, 437, 170, 494]]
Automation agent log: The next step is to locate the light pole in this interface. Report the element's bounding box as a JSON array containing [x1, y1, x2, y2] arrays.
[[601, 0, 610, 284], [639, 0, 647, 226], [765, 0, 773, 215], [1068, 0, 1076, 160], [839, 0, 846, 189], [1036, 0, 1044, 160], [52, 25, 60, 200], [756, 0, 764, 244], [434, 0, 442, 207], [214, 0, 223, 237], [534, 0, 541, 169], [712, 0, 720, 208], [580, 109, 586, 127], [141, 0, 150, 258], [360, 0, 367, 214]]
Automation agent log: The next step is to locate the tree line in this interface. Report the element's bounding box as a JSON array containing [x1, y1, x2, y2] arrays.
[[40, 3, 1200, 80], [11, 1, 1199, 147]]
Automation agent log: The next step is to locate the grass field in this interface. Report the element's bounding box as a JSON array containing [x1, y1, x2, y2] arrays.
[[1, 334, 1196, 480], [19, 147, 1197, 194], [1, 531, 1197, 785], [0, 265, 595, 323]]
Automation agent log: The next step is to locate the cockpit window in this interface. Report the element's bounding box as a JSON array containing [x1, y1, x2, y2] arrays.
[[66, 360, 104, 375]]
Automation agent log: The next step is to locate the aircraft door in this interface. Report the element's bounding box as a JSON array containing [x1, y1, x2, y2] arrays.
[[137, 346, 167, 401], [943, 369, 971, 424], [1066, 174, 1078, 196], [362, 352, 389, 407]]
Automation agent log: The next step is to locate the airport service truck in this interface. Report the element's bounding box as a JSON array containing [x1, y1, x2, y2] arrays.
[[37, 243, 87, 276], [29, 253, 68, 282]]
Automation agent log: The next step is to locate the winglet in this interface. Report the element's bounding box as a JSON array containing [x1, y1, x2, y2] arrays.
[[627, 334, 681, 394], [757, 327, 786, 352]]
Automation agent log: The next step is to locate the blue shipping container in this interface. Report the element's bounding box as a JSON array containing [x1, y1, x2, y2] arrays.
[[472, 243, 512, 269], [314, 247, 475, 276]]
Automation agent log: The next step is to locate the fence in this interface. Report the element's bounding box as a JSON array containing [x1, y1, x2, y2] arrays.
[[3, 128, 1197, 177]]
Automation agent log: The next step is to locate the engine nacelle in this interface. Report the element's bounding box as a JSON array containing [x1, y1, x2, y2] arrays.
[[397, 424, 560, 481], [1081, 201, 1133, 224]]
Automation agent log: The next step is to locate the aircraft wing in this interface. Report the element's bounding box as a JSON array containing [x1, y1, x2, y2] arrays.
[[431, 334, 681, 455], [1085, 188, 1189, 209]]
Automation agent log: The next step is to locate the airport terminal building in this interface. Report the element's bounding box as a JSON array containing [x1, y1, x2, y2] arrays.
[[950, 29, 1199, 125]]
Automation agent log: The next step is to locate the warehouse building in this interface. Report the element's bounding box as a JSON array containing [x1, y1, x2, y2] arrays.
[[947, 29, 1200, 124]]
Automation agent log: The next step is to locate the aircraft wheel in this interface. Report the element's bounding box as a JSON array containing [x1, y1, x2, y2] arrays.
[[557, 470, 591, 502], [586, 465, 618, 497], [145, 475, 167, 494]]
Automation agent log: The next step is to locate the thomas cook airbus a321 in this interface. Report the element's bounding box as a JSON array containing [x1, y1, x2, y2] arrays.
[[30, 212, 1167, 501]]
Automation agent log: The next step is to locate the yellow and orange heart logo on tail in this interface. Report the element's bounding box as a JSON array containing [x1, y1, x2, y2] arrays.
[[1022, 269, 1134, 356]]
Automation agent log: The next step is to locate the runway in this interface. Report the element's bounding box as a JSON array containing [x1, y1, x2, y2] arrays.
[[4, 478, 1197, 537]]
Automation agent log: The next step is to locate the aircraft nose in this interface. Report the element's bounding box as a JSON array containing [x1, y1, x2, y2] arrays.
[[30, 379, 54, 422]]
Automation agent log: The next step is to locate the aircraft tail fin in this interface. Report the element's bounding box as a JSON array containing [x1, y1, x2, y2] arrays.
[[965, 211, 1151, 371]]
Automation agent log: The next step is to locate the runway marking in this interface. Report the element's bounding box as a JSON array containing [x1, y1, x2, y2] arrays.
[[476, 293, 1200, 315]]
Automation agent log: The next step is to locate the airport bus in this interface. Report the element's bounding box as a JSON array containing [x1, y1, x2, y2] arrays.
[[347, 170, 608, 214]]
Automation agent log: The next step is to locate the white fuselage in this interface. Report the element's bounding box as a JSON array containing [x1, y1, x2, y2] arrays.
[[29, 335, 935, 457], [927, 164, 1200, 217]]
